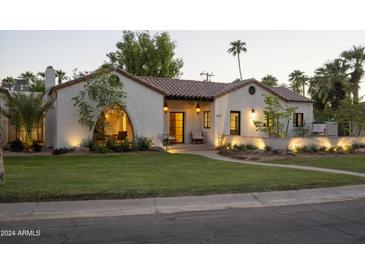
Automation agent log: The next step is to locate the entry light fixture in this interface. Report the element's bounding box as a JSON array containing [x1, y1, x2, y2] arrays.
[[163, 101, 169, 113], [251, 109, 256, 121], [196, 103, 201, 114]]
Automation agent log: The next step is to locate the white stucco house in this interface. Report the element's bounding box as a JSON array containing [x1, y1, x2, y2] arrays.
[[42, 66, 314, 149]]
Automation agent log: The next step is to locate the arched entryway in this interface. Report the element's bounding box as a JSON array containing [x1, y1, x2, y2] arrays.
[[93, 108, 134, 143]]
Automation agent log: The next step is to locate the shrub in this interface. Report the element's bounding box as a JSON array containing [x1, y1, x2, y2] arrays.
[[318, 145, 327, 152], [53, 147, 69, 155], [352, 143, 365, 149], [308, 145, 319, 153], [264, 145, 273, 152], [245, 143, 258, 150], [9, 139, 25, 152], [272, 149, 282, 155], [32, 140, 42, 152], [136, 137, 153, 151], [80, 138, 93, 149], [334, 145, 345, 153], [92, 144, 112, 154]]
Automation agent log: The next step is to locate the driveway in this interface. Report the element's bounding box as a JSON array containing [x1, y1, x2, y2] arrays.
[[1, 199, 365, 243]]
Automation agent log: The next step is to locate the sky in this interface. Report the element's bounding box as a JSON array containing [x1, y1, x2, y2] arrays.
[[1, 30, 365, 98]]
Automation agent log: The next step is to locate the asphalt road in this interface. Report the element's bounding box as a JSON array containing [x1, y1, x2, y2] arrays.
[[1, 199, 365, 244]]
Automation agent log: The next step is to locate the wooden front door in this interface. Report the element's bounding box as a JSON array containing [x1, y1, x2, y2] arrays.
[[169, 112, 184, 144]]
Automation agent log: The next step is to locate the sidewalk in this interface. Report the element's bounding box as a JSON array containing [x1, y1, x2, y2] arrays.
[[1, 184, 365, 222]]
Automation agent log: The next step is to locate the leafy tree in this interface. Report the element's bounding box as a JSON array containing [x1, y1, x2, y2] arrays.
[[72, 69, 127, 130], [72, 68, 87, 79], [227, 40, 247, 80], [288, 70, 308, 96], [107, 31, 183, 78], [341, 46, 365, 104], [254, 95, 297, 138], [55, 69, 69, 84], [19, 71, 36, 84], [261, 74, 278, 87], [0, 92, 54, 153], [334, 99, 365, 136], [1, 77, 16, 88]]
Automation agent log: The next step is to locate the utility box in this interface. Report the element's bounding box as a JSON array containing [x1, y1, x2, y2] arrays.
[[325, 121, 338, 137]]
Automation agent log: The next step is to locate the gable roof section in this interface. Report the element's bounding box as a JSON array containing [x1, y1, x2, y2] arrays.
[[49, 67, 313, 103], [49, 68, 167, 96]]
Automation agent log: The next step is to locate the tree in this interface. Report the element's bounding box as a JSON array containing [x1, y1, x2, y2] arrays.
[[19, 71, 36, 84], [37, 72, 45, 79], [254, 95, 297, 138], [341, 46, 365, 104], [1, 77, 16, 89], [335, 99, 365, 136], [29, 78, 45, 93], [72, 69, 127, 130], [55, 70, 69, 84], [261, 74, 278, 87], [227, 40, 247, 80], [288, 70, 308, 96], [72, 68, 87, 79], [107, 31, 183, 78], [0, 92, 54, 153]]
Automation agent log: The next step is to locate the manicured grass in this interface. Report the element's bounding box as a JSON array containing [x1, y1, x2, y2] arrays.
[[1, 153, 365, 203], [267, 155, 365, 173]]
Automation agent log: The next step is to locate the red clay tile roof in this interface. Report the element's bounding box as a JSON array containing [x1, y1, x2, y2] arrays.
[[49, 67, 313, 103], [0, 86, 10, 96]]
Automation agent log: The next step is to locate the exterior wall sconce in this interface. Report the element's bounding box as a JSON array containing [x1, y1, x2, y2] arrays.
[[251, 109, 256, 121], [163, 101, 169, 113], [196, 103, 201, 115]]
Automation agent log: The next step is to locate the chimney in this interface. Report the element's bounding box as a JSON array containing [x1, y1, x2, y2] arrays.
[[45, 66, 56, 92]]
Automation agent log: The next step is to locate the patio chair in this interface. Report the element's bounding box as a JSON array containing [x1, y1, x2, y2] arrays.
[[191, 129, 204, 144]]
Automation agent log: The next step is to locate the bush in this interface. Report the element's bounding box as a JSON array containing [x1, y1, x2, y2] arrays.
[[136, 137, 153, 151], [92, 144, 112, 154], [32, 140, 42, 152], [9, 139, 25, 152], [352, 143, 365, 149], [318, 145, 327, 152], [52, 147, 72, 155], [264, 145, 273, 152], [80, 138, 93, 149]]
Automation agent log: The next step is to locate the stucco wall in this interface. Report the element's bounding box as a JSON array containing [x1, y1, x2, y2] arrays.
[[213, 83, 313, 145], [223, 135, 365, 150], [164, 100, 214, 144], [53, 71, 164, 148]]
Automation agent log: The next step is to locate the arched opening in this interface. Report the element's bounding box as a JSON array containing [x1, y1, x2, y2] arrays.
[[93, 108, 134, 143]]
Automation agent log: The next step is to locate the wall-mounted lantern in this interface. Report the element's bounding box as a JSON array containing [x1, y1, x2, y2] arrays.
[[251, 109, 256, 121], [196, 103, 201, 115], [163, 101, 169, 113]]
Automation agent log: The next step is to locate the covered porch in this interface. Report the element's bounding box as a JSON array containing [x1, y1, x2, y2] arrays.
[[162, 99, 214, 145]]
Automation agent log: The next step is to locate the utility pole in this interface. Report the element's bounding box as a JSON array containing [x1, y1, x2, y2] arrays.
[[200, 71, 214, 82]]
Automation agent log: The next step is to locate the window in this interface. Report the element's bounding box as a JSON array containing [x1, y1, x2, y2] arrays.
[[230, 111, 241, 135], [293, 113, 304, 127], [204, 111, 211, 128]]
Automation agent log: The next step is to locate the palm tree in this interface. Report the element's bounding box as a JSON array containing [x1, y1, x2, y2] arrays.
[[228, 40, 247, 80], [55, 70, 69, 84], [288, 70, 308, 96], [1, 76, 16, 89], [261, 75, 278, 87], [341, 46, 365, 104], [0, 92, 54, 153], [19, 71, 36, 85], [37, 72, 45, 79]]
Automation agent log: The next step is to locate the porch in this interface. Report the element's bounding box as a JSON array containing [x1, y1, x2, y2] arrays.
[[162, 99, 214, 145]]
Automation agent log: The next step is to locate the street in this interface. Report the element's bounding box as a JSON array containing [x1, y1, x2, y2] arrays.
[[1, 199, 365, 244]]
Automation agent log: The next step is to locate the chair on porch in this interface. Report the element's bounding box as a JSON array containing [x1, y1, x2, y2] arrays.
[[191, 129, 204, 144]]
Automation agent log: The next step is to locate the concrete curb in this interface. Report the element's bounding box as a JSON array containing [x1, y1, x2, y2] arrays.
[[1, 184, 365, 222]]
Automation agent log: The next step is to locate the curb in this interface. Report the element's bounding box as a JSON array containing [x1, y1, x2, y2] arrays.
[[1, 184, 365, 222]]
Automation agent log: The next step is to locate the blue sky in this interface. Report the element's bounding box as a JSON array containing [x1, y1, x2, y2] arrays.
[[1, 30, 365, 98]]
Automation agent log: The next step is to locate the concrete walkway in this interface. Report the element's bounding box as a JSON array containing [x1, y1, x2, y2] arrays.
[[183, 150, 365, 178], [1, 184, 365, 222]]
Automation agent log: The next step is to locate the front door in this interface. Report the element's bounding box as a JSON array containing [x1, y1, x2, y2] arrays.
[[169, 112, 184, 144]]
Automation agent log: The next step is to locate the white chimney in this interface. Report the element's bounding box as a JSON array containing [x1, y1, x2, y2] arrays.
[[45, 66, 56, 92]]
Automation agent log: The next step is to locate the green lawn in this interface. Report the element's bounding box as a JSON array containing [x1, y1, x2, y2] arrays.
[[268, 155, 365, 173], [1, 153, 365, 203]]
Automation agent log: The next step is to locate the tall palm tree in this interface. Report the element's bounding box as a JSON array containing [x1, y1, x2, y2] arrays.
[[288, 70, 308, 96], [37, 72, 45, 79], [19, 71, 36, 84], [341, 45, 365, 104], [55, 70, 69, 84], [228, 40, 247, 80], [1, 76, 16, 89], [261, 74, 278, 87], [0, 92, 54, 153]]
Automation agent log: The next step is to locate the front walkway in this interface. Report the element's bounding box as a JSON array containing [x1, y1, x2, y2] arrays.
[[182, 150, 365, 178], [2, 184, 365, 222]]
